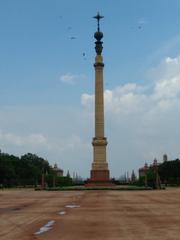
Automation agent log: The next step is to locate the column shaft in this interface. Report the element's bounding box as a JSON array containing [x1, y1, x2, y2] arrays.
[[95, 64, 104, 138]]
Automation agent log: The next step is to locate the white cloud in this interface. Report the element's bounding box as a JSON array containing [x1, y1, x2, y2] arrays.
[[165, 57, 178, 64], [81, 55, 180, 176], [150, 57, 180, 100], [60, 73, 86, 85], [0, 129, 89, 155], [137, 18, 147, 25], [1, 55, 180, 178], [82, 83, 148, 114], [82, 56, 180, 114], [81, 93, 94, 106], [0, 130, 48, 147], [153, 75, 180, 100]]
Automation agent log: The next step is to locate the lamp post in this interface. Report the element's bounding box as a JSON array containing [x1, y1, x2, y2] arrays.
[[144, 163, 148, 187], [41, 168, 45, 190], [53, 175, 56, 188], [153, 158, 160, 189]]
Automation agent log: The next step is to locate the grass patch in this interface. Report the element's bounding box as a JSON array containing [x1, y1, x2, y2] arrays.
[[35, 185, 154, 191]]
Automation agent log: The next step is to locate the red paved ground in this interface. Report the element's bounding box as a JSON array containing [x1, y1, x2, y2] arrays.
[[0, 188, 180, 240]]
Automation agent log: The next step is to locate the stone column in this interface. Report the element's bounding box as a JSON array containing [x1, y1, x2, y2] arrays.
[[89, 13, 110, 183], [91, 55, 109, 179]]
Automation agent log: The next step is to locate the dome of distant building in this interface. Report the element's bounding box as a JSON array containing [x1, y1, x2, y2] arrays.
[[53, 163, 63, 177]]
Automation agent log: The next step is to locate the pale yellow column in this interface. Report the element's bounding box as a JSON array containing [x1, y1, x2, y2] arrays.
[[92, 55, 108, 171], [95, 55, 104, 138]]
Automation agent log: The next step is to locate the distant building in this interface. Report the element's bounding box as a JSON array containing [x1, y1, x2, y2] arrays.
[[139, 163, 148, 178], [139, 158, 162, 189], [163, 154, 168, 162], [139, 157, 162, 178], [131, 170, 136, 183], [53, 163, 63, 177]]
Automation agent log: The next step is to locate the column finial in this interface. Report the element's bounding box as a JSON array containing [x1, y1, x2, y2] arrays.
[[93, 12, 104, 32], [93, 12, 104, 55]]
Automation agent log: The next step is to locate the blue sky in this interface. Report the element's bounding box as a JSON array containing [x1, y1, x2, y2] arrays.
[[1, 0, 180, 178]]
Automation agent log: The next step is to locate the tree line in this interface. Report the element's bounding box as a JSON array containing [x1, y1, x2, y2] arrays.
[[0, 150, 72, 188], [159, 159, 180, 185]]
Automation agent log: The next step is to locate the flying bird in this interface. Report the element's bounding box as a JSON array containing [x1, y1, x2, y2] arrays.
[[82, 52, 87, 60], [70, 36, 76, 40]]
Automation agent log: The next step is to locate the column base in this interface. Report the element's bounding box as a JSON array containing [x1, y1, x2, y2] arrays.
[[85, 170, 115, 187], [91, 169, 109, 180]]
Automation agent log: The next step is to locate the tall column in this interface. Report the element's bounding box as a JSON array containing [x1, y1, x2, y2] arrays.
[[89, 13, 110, 183]]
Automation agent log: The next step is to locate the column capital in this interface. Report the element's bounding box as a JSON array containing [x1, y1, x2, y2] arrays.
[[94, 62, 104, 68], [92, 137, 108, 146]]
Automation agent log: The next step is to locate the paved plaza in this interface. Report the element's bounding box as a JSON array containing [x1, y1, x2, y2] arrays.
[[0, 188, 180, 240]]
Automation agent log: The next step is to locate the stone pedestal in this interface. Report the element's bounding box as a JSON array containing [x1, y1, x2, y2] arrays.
[[86, 170, 114, 186], [91, 169, 109, 180]]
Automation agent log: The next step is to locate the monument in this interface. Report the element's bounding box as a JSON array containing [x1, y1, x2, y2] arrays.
[[87, 13, 113, 186]]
